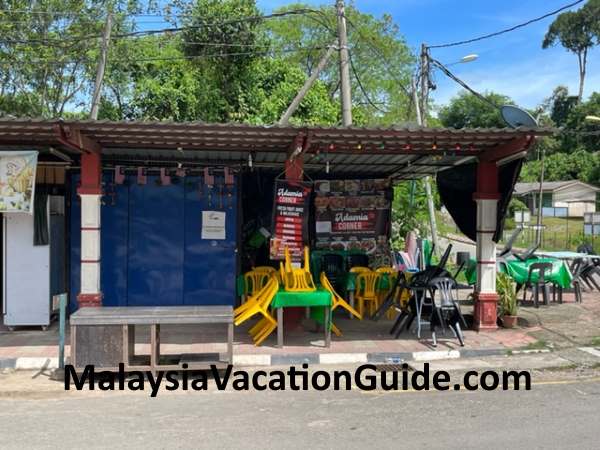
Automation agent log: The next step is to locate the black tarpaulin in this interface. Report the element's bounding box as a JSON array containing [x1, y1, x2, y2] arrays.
[[436, 159, 523, 243], [34, 189, 48, 246]]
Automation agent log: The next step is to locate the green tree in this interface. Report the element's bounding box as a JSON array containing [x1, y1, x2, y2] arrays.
[[0, 0, 146, 117], [542, 0, 600, 102], [437, 91, 513, 128], [264, 3, 415, 125], [391, 180, 430, 247], [519, 150, 600, 184], [542, 85, 578, 127]]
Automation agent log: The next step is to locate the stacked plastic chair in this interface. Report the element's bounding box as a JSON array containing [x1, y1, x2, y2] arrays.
[[320, 272, 362, 336], [234, 275, 279, 346], [281, 246, 317, 292]]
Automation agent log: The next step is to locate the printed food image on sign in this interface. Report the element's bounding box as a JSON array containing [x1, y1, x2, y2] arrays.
[[0, 151, 38, 213], [313, 178, 391, 256]]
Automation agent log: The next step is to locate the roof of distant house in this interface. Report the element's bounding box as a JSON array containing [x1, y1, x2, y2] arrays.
[[514, 180, 600, 195]]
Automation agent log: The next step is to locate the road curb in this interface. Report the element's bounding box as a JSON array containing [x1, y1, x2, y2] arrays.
[[0, 348, 510, 370]]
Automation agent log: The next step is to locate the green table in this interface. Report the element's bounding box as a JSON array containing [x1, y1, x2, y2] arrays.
[[465, 257, 573, 288], [310, 249, 367, 280], [271, 289, 332, 348]]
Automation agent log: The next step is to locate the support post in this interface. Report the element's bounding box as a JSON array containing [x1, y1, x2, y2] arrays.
[[473, 161, 500, 331], [77, 151, 103, 308], [413, 67, 439, 255], [336, 0, 352, 126], [90, 10, 113, 120], [279, 42, 337, 126]]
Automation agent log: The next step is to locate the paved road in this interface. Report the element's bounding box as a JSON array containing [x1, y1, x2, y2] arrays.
[[1, 374, 599, 449]]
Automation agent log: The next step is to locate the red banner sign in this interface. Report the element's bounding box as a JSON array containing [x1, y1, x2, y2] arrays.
[[270, 180, 312, 260]]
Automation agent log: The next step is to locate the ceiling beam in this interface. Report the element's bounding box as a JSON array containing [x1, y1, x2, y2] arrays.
[[53, 124, 101, 154], [479, 136, 533, 163]]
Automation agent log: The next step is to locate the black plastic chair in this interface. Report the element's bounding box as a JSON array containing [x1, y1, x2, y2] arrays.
[[522, 262, 553, 308], [427, 277, 467, 347], [513, 243, 540, 262], [373, 272, 407, 321], [569, 258, 585, 303], [320, 253, 345, 292], [498, 228, 523, 257], [346, 253, 369, 271]]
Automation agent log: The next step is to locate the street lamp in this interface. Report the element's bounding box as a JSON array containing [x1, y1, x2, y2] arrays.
[[445, 53, 479, 66]]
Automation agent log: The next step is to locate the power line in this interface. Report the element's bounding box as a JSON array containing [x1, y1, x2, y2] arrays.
[[343, 14, 413, 100], [348, 50, 388, 114], [0, 45, 330, 67], [0, 8, 320, 45], [428, 56, 501, 109], [428, 0, 585, 49]]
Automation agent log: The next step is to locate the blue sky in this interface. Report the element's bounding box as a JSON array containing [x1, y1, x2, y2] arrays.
[[257, 0, 600, 110]]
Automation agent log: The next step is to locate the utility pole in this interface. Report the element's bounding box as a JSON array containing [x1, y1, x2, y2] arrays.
[[279, 42, 337, 126], [417, 43, 439, 255], [536, 146, 545, 246], [336, 0, 352, 126], [90, 10, 113, 120]]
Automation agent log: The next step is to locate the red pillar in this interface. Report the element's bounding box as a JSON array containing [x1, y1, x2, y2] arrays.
[[77, 151, 103, 307], [472, 162, 500, 331]]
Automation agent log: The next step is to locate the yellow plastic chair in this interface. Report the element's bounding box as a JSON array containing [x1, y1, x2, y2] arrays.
[[375, 266, 396, 275], [320, 273, 362, 335], [282, 246, 316, 292], [234, 276, 277, 325], [355, 271, 381, 318], [349, 266, 370, 274], [237, 278, 279, 346], [244, 270, 272, 297], [253, 266, 277, 274], [234, 276, 276, 318]]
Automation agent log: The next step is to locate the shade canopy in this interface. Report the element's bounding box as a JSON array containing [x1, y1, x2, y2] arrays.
[[0, 118, 551, 178]]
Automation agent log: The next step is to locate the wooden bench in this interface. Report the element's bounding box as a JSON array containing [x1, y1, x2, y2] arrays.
[[70, 306, 233, 372]]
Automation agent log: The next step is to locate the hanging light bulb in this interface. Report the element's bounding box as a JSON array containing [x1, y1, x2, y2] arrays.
[[248, 153, 253, 170], [326, 160, 330, 174]]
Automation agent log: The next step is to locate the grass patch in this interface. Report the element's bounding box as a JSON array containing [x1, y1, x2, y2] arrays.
[[588, 336, 600, 347], [438, 211, 592, 252]]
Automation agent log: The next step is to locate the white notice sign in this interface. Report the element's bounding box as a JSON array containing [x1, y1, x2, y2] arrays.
[[202, 211, 226, 239]]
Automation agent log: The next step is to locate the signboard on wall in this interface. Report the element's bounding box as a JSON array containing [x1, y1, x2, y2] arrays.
[[0, 151, 38, 213], [314, 179, 391, 255], [270, 179, 312, 260]]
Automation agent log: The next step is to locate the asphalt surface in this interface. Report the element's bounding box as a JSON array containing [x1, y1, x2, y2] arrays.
[[1, 370, 599, 449]]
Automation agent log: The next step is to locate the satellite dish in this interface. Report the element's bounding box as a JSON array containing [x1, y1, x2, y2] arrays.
[[501, 105, 538, 128]]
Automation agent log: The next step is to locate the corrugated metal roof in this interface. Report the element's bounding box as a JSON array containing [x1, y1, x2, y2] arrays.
[[515, 181, 600, 195], [0, 117, 550, 178]]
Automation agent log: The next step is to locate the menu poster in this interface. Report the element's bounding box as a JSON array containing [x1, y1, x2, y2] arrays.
[[0, 151, 38, 213], [313, 179, 391, 256], [270, 179, 312, 260]]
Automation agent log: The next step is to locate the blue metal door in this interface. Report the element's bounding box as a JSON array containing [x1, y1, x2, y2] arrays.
[[69, 172, 238, 309], [127, 176, 185, 306], [183, 176, 237, 306]]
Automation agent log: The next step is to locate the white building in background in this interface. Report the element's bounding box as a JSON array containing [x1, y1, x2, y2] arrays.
[[514, 181, 600, 218]]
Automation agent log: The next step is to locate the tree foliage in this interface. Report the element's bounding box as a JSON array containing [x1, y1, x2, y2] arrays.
[[542, 0, 600, 102], [437, 91, 513, 128], [391, 180, 430, 247], [0, 0, 145, 118]]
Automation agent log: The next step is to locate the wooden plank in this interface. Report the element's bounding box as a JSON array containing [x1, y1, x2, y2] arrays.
[[70, 306, 233, 326], [277, 308, 284, 348], [227, 323, 234, 364]]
